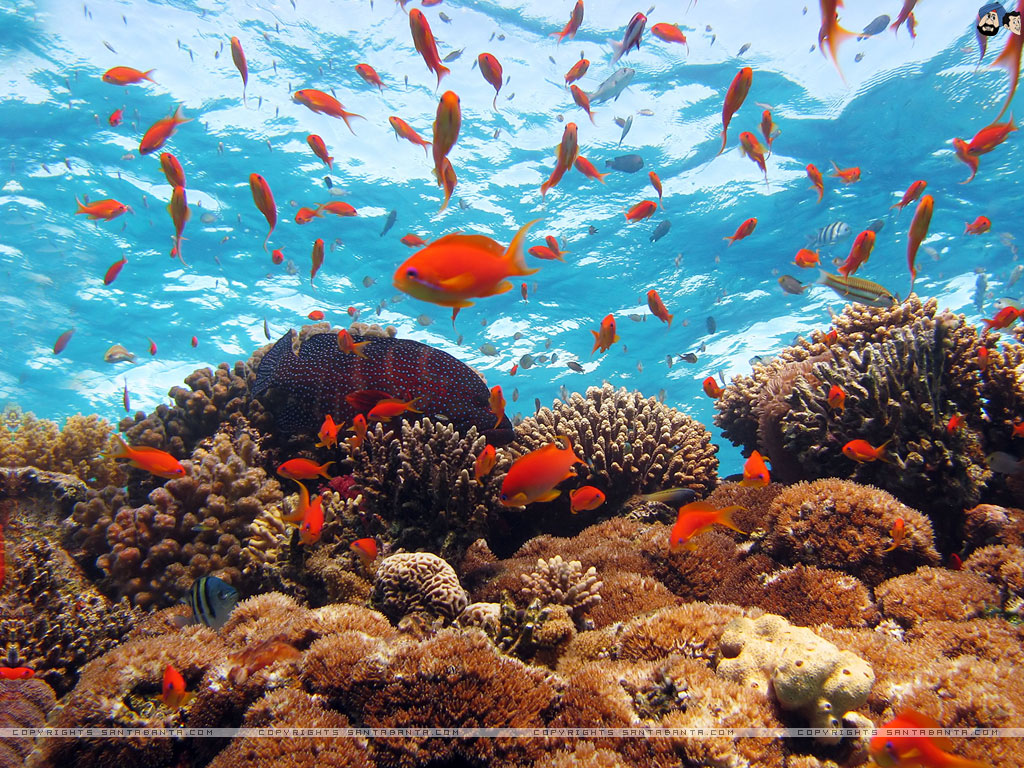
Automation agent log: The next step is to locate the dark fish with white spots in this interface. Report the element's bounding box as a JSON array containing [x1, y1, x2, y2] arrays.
[[254, 330, 515, 444], [606, 154, 644, 172]]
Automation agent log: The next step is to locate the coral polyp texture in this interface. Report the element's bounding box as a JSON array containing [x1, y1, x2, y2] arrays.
[[714, 297, 1012, 517], [0, 677, 56, 768], [370, 552, 469, 624]]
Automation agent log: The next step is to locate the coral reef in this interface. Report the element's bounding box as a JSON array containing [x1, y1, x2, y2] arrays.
[[0, 408, 124, 489], [875, 567, 1000, 626], [520, 555, 602, 624], [962, 503, 1024, 548], [371, 552, 469, 624], [714, 298, 996, 517], [0, 677, 56, 768], [716, 613, 874, 739], [67, 425, 283, 608], [515, 384, 718, 513]]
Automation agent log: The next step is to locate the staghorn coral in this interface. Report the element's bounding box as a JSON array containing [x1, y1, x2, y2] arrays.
[[875, 567, 1000, 627], [716, 613, 875, 740], [349, 417, 511, 562], [67, 424, 283, 608], [765, 479, 941, 587], [715, 298, 994, 516], [371, 552, 468, 624], [0, 408, 124, 489], [520, 555, 602, 623], [515, 384, 718, 511]]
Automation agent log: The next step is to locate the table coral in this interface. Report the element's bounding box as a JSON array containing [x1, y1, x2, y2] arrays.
[[371, 552, 469, 624], [716, 613, 875, 740], [68, 425, 283, 608], [515, 384, 718, 511], [1, 408, 124, 489]]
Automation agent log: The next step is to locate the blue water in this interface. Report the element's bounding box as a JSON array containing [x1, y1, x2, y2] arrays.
[[0, 0, 1019, 474]]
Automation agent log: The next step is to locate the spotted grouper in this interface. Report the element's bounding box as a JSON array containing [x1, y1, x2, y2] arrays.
[[253, 330, 515, 445]]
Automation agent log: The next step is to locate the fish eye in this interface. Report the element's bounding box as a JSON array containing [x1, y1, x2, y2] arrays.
[[406, 268, 418, 278], [499, 493, 507, 501]]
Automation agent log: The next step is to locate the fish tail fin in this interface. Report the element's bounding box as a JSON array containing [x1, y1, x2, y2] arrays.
[[436, 64, 451, 87], [717, 129, 727, 156], [341, 111, 364, 135], [327, 156, 334, 169], [717, 505, 748, 535], [506, 219, 542, 276], [590, 330, 600, 354], [172, 105, 191, 124], [75, 198, 87, 214], [666, 313, 674, 327], [143, 69, 157, 83], [108, 434, 132, 460], [877, 439, 893, 463]]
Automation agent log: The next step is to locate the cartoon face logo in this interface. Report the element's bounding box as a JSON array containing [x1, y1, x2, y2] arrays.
[[1005, 10, 1022, 34], [978, 2, 1007, 35]]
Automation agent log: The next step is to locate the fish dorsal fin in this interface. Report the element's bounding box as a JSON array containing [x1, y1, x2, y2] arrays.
[[298, 332, 353, 364], [442, 233, 505, 257], [678, 500, 718, 514]]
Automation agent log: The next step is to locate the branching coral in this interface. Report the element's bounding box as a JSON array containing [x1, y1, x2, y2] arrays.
[[371, 552, 469, 624], [515, 384, 718, 511], [520, 555, 602, 624], [67, 425, 283, 608], [715, 298, 995, 516], [0, 408, 124, 489]]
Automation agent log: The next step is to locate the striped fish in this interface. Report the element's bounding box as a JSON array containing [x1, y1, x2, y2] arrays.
[[816, 271, 897, 308], [186, 576, 239, 629], [807, 221, 852, 248]]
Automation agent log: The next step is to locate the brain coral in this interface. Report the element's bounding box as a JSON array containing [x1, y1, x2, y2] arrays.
[[0, 677, 56, 768], [371, 552, 469, 623]]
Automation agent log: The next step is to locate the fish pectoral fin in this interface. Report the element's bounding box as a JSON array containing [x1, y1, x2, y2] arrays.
[[536, 489, 562, 502], [489, 280, 515, 296], [438, 273, 476, 291]]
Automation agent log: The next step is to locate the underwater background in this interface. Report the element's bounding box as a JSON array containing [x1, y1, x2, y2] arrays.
[[3, 0, 1024, 766]]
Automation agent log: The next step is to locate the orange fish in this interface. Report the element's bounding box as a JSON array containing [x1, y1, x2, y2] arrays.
[[271, 248, 284, 265], [367, 397, 423, 422], [947, 414, 964, 435], [978, 346, 990, 371], [570, 84, 596, 124], [292, 89, 364, 133], [521, 282, 528, 301], [554, 0, 584, 42], [249, 173, 276, 251], [148, 337, 158, 355], [817, 0, 855, 81], [355, 63, 385, 92], [827, 384, 845, 411], [564, 58, 589, 85], [350, 538, 378, 569], [838, 230, 875, 278], [740, 450, 771, 487], [703, 377, 724, 399], [573, 155, 607, 183], [489, 385, 506, 428], [306, 134, 334, 169], [591, 313, 619, 355], [529, 245, 563, 261], [110, 435, 186, 479], [160, 152, 186, 188], [108, 108, 124, 126], [315, 415, 342, 450], [337, 329, 371, 358], [295, 206, 322, 225], [794, 249, 820, 268], [545, 235, 565, 256], [102, 66, 156, 85], [647, 289, 673, 326], [739, 131, 768, 186], [830, 161, 860, 183], [882, 517, 906, 553], [842, 439, 890, 463], [311, 238, 325, 285], [651, 22, 688, 51], [759, 109, 778, 156], [718, 67, 752, 155], [907, 194, 933, 291], [991, 5, 1024, 122], [389, 116, 432, 155], [981, 306, 1020, 332], [478, 53, 503, 109], [103, 256, 128, 285], [869, 709, 986, 768], [162, 664, 189, 709], [891, 180, 927, 211], [299, 490, 324, 545], [965, 216, 991, 235], [319, 201, 357, 217], [669, 501, 746, 552], [191, 335, 198, 348], [308, 310, 325, 320], [75, 197, 130, 221], [277, 458, 333, 482], [806, 163, 824, 202], [500, 435, 585, 506], [952, 137, 980, 184], [401, 234, 427, 247], [230, 36, 248, 103], [474, 444, 497, 483], [626, 200, 657, 222], [967, 117, 1017, 155], [139, 106, 189, 155], [570, 485, 605, 513], [432, 90, 461, 185], [392, 220, 540, 318], [0, 667, 34, 680], [409, 8, 450, 86], [724, 217, 757, 246], [1012, 420, 1024, 437], [649, 171, 663, 207], [168, 185, 190, 263], [541, 122, 579, 196], [436, 156, 457, 213], [348, 413, 368, 451]]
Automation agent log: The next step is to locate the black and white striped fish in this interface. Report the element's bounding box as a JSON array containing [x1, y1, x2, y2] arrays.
[[186, 576, 239, 629], [806, 221, 852, 248]]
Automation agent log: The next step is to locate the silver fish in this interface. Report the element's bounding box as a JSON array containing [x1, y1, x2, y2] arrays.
[[443, 48, 464, 62], [605, 154, 644, 172], [187, 576, 239, 629], [860, 14, 890, 37], [737, 42, 751, 55], [679, 353, 698, 364], [988, 451, 1024, 475], [618, 114, 633, 145], [807, 221, 852, 248], [380, 208, 397, 237], [567, 361, 584, 372], [974, 273, 988, 313], [1009, 265, 1023, 287], [816, 271, 897, 308], [612, 12, 646, 63], [519, 354, 534, 369], [104, 344, 136, 364], [585, 67, 635, 104], [778, 275, 806, 295], [650, 220, 671, 242]]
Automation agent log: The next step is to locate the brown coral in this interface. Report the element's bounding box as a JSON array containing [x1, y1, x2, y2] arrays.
[[0, 677, 56, 768], [371, 552, 468, 624], [962, 503, 1024, 548], [520, 555, 602, 623], [875, 567, 1000, 626]]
